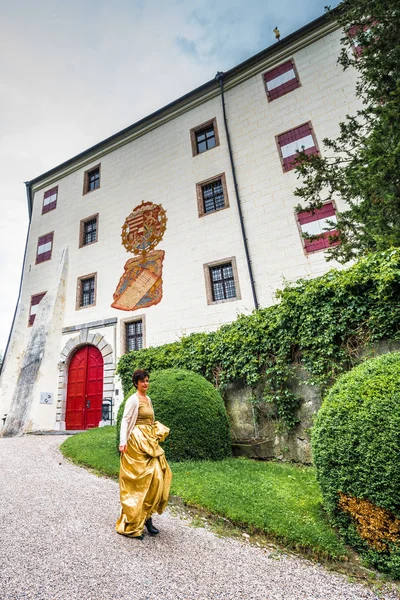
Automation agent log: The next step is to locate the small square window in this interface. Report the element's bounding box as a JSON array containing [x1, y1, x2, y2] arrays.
[[81, 278, 95, 306], [276, 122, 319, 172], [204, 257, 241, 305], [297, 202, 339, 253], [83, 165, 101, 194], [121, 316, 146, 354], [79, 214, 99, 247], [125, 320, 143, 352], [210, 263, 236, 301], [88, 169, 100, 192], [76, 274, 97, 309], [203, 180, 224, 213], [84, 219, 97, 244], [29, 292, 46, 326], [196, 173, 229, 217], [42, 186, 58, 214], [190, 118, 220, 156], [196, 126, 216, 154], [36, 232, 54, 264], [263, 59, 300, 101]]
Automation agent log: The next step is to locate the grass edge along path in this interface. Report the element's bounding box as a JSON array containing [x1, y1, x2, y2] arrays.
[[60, 426, 346, 561]]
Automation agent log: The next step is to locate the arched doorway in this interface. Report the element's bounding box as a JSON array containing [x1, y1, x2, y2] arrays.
[[66, 345, 104, 430]]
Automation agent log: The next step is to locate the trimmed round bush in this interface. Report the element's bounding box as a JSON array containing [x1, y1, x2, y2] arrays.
[[312, 352, 400, 577], [116, 368, 231, 462]]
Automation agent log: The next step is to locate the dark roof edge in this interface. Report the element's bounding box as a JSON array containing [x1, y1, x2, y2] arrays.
[[27, 8, 340, 189], [25, 181, 33, 219]]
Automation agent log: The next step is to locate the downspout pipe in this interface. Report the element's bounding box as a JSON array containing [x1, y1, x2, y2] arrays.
[[0, 182, 32, 375], [215, 71, 259, 310]]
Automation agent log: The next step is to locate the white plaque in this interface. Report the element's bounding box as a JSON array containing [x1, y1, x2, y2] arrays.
[[40, 392, 53, 405]]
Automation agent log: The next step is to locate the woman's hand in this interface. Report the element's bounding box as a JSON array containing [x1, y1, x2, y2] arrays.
[[119, 444, 127, 453]]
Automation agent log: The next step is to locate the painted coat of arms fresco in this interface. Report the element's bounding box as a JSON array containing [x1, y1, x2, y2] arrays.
[[112, 201, 167, 311]]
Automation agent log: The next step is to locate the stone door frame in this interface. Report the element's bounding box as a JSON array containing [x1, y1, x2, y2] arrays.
[[56, 330, 115, 429]]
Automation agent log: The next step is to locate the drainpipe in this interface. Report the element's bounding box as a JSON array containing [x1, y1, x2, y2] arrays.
[[0, 182, 32, 375], [215, 71, 259, 310]]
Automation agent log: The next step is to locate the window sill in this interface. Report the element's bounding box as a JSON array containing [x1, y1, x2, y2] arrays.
[[208, 296, 239, 306]]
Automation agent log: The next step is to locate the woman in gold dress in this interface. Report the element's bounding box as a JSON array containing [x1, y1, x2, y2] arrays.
[[116, 369, 172, 539]]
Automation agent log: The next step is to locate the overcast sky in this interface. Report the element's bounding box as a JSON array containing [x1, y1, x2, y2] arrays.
[[0, 0, 339, 354]]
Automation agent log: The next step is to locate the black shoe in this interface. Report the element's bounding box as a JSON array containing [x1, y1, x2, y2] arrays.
[[132, 533, 144, 540], [145, 518, 159, 535]]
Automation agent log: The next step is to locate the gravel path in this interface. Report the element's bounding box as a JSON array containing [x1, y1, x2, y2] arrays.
[[0, 436, 398, 600]]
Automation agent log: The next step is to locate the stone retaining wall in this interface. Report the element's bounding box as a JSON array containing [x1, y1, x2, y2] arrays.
[[224, 341, 400, 463]]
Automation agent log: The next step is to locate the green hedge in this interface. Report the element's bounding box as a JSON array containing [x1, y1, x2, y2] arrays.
[[117, 249, 400, 429], [312, 353, 400, 577], [116, 369, 231, 462]]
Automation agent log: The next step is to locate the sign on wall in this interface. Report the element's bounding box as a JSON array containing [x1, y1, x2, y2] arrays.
[[112, 201, 167, 311], [40, 392, 53, 404]]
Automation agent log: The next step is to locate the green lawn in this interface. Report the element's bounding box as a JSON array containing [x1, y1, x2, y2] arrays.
[[60, 426, 346, 560]]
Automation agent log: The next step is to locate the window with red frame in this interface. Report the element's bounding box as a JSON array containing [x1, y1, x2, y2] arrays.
[[297, 202, 339, 253], [277, 122, 318, 172], [36, 232, 54, 264], [29, 292, 46, 326], [348, 21, 377, 56], [264, 59, 300, 101], [42, 186, 58, 214]]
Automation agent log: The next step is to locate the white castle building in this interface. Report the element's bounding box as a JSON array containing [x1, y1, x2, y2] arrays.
[[0, 13, 360, 435]]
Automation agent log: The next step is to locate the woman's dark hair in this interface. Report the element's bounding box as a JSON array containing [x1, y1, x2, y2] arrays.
[[132, 369, 149, 388]]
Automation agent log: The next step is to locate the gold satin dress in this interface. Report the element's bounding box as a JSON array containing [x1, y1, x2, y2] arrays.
[[116, 400, 172, 537]]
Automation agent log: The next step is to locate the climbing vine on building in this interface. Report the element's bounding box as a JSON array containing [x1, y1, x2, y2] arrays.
[[117, 249, 400, 429]]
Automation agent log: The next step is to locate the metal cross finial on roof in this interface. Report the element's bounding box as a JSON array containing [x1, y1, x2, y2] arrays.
[[273, 26, 280, 41]]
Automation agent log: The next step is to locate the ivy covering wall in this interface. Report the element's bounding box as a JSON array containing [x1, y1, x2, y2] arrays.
[[117, 249, 400, 429]]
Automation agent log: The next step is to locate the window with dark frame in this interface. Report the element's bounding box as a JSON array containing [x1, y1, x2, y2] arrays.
[[80, 276, 95, 307], [210, 263, 236, 301], [263, 59, 300, 101], [196, 125, 216, 154], [29, 292, 46, 326], [125, 320, 143, 352], [88, 168, 100, 191], [83, 217, 97, 245], [202, 179, 225, 214], [42, 186, 58, 214], [196, 173, 229, 217], [190, 118, 219, 157], [297, 202, 339, 253], [83, 165, 100, 194], [36, 232, 54, 264]]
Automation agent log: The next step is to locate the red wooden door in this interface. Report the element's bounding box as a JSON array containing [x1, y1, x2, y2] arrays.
[[66, 346, 103, 430]]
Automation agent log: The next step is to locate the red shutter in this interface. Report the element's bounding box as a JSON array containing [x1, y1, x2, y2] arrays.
[[347, 21, 377, 56], [297, 203, 339, 253], [42, 186, 58, 214], [348, 25, 364, 56], [36, 232, 54, 264], [264, 59, 300, 101], [304, 232, 335, 253], [29, 292, 46, 326], [297, 202, 336, 225], [277, 123, 318, 172]]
